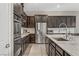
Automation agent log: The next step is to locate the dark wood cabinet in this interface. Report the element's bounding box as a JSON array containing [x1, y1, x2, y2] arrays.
[[45, 37, 71, 56], [47, 16, 56, 28], [49, 39, 56, 56], [27, 16, 35, 28], [14, 3, 22, 17], [21, 13, 27, 27], [56, 45, 63, 56], [67, 16, 76, 27], [56, 16, 67, 28], [29, 34, 35, 43], [35, 15, 48, 23], [21, 35, 30, 55], [47, 16, 76, 28], [14, 3, 28, 28], [45, 37, 50, 55], [49, 43, 56, 56]]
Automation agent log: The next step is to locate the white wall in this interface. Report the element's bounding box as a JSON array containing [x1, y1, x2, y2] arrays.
[[0, 3, 13, 56]]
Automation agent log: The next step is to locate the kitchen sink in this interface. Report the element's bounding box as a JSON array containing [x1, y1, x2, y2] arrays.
[[53, 38, 68, 41]]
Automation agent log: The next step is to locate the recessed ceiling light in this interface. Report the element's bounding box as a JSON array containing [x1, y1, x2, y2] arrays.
[[57, 4, 60, 8]]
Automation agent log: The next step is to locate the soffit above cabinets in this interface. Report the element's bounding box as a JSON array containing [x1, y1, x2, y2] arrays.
[[24, 3, 79, 16]]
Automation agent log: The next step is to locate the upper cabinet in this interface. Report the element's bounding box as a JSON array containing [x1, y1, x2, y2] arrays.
[[14, 3, 22, 17], [35, 15, 48, 23], [47, 16, 56, 28], [21, 12, 27, 27], [47, 16, 76, 28], [14, 3, 28, 28], [66, 16, 76, 27], [27, 16, 35, 28]]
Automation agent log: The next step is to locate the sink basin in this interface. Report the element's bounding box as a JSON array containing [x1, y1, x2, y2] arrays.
[[53, 38, 68, 41]]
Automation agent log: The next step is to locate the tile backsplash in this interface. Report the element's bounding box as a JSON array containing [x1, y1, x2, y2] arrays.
[[48, 28, 75, 33], [21, 27, 35, 34]]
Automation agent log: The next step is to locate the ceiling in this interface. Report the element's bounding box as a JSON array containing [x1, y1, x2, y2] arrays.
[[24, 3, 79, 15], [24, 3, 79, 11]]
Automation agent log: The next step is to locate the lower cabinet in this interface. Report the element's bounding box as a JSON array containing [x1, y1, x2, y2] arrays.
[[21, 35, 30, 55], [56, 45, 63, 56], [29, 34, 35, 43], [45, 37, 71, 56], [49, 43, 55, 56], [45, 37, 49, 55]]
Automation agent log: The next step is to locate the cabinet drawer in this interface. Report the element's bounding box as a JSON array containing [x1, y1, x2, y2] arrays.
[[50, 44, 55, 56], [56, 51, 62, 56], [56, 45, 63, 55], [49, 40, 55, 47]]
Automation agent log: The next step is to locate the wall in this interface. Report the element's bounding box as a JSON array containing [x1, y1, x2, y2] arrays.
[[0, 3, 13, 56]]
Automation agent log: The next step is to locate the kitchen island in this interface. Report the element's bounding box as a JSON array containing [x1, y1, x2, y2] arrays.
[[45, 34, 79, 56]]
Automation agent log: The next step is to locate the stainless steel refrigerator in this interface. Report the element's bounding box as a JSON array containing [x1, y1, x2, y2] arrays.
[[35, 22, 47, 43]]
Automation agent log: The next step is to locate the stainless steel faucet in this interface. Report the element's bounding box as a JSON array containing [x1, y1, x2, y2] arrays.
[[59, 23, 68, 40]]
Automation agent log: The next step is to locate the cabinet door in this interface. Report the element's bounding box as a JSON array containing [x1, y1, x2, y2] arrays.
[[30, 16, 35, 28], [45, 37, 49, 55], [14, 4, 22, 17], [30, 34, 35, 43], [67, 16, 71, 27], [49, 44, 55, 56], [47, 16, 52, 28], [66, 16, 76, 27], [49, 40, 56, 56], [56, 45, 63, 56], [27, 16, 35, 28], [22, 16, 27, 27], [56, 16, 67, 28], [70, 16, 76, 27], [47, 16, 56, 28], [35, 15, 47, 23], [35, 16, 41, 22], [41, 16, 48, 22], [56, 51, 61, 56]]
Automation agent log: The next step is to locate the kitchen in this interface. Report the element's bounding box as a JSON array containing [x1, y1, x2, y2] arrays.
[[0, 3, 79, 56]]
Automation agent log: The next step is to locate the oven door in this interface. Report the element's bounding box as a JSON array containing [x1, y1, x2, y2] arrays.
[[14, 37, 22, 56], [14, 20, 21, 39]]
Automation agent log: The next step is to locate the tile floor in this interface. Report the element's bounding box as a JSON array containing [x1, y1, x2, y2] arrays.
[[23, 44, 47, 56]]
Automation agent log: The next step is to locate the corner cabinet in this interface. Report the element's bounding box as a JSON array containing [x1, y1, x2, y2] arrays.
[[45, 36, 71, 56], [27, 16, 35, 28]]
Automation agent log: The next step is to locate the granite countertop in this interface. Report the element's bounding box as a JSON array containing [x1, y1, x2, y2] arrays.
[[46, 34, 79, 56], [47, 33, 79, 36], [21, 32, 35, 38]]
